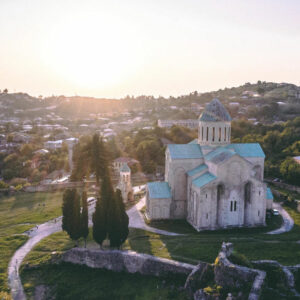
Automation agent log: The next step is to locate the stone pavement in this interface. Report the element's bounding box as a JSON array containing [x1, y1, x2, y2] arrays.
[[266, 202, 294, 235]]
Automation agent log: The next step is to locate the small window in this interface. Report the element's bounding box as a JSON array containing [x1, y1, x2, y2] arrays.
[[219, 127, 221, 142], [230, 201, 233, 212], [258, 210, 260, 216], [234, 201, 237, 211], [206, 127, 209, 141], [206, 194, 207, 199], [206, 213, 208, 219], [202, 127, 204, 141], [224, 127, 227, 141], [212, 127, 215, 142], [259, 191, 261, 196]]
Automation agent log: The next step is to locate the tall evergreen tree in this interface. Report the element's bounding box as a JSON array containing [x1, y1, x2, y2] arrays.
[[80, 191, 89, 247], [92, 173, 114, 248], [109, 189, 129, 248], [91, 134, 107, 185], [62, 189, 81, 245]]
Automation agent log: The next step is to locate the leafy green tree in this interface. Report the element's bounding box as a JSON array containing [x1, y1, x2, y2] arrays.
[[280, 158, 300, 185], [80, 191, 89, 247]]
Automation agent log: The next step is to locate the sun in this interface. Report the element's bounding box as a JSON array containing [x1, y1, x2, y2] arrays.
[[42, 15, 135, 90]]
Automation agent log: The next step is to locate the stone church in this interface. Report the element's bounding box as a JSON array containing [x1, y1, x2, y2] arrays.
[[146, 98, 273, 231]]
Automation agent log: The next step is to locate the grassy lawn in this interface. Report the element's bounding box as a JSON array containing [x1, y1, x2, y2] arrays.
[[0, 191, 63, 297], [17, 184, 300, 299], [21, 263, 189, 300]]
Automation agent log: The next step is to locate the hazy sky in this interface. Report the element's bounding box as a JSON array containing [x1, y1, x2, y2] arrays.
[[0, 0, 300, 98]]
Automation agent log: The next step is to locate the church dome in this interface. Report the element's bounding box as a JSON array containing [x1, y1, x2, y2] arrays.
[[199, 98, 231, 122]]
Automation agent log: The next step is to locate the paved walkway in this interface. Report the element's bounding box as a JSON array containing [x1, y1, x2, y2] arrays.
[[127, 196, 180, 236], [266, 202, 294, 235], [8, 186, 178, 300], [8, 190, 293, 299]]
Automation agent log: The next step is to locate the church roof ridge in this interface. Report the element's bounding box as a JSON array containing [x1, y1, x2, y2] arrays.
[[192, 172, 217, 188], [225, 143, 265, 158], [147, 182, 171, 199], [187, 164, 208, 177], [168, 144, 203, 159], [120, 163, 131, 172], [199, 98, 232, 122]]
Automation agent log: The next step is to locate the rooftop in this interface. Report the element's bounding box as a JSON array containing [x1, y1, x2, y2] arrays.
[[120, 163, 131, 173], [199, 98, 232, 122], [168, 144, 203, 160], [266, 187, 274, 200], [226, 143, 265, 158], [192, 172, 217, 188], [147, 182, 172, 199], [187, 164, 208, 177]]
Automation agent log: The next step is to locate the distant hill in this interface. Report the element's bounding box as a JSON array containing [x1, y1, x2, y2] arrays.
[[1, 81, 299, 119]]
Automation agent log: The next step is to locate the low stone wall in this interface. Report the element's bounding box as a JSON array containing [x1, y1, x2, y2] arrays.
[[62, 244, 269, 300], [62, 248, 195, 277]]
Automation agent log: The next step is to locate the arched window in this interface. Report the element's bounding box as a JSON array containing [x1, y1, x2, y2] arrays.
[[212, 127, 215, 141], [217, 184, 224, 226], [206, 127, 209, 141], [244, 181, 252, 225], [244, 182, 251, 204]]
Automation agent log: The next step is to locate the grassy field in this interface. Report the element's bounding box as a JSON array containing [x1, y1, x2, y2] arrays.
[[21, 263, 189, 300], [9, 185, 300, 299], [0, 191, 63, 298], [20, 206, 300, 299]]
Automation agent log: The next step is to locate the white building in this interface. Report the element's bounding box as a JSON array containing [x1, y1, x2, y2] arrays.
[[146, 98, 273, 231]]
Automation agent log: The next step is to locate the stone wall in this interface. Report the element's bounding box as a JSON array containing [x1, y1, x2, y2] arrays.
[[62, 248, 195, 277], [62, 243, 269, 300], [214, 243, 266, 300]]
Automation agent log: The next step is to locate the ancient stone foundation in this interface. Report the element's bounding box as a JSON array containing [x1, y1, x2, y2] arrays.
[[62, 248, 195, 276], [62, 243, 267, 300]]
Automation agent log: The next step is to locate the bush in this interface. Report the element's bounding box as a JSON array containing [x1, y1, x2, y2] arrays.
[[229, 251, 253, 268], [0, 180, 9, 189]]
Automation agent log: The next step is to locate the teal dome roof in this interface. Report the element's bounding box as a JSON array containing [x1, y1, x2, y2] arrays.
[[199, 98, 232, 122], [120, 163, 131, 173]]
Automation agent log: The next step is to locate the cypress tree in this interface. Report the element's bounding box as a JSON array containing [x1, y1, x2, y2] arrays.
[[62, 189, 72, 233], [92, 173, 113, 248], [80, 191, 89, 248], [62, 189, 81, 245], [109, 189, 129, 248]]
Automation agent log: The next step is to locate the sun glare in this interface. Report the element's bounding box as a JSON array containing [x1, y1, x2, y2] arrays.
[[42, 15, 135, 89]]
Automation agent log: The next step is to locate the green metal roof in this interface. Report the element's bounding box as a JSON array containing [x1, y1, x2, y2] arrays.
[[266, 187, 274, 200], [188, 139, 198, 144], [187, 164, 208, 176], [192, 172, 217, 188], [120, 163, 131, 172], [226, 143, 265, 158], [147, 182, 171, 199], [168, 144, 203, 159], [199, 98, 232, 122]]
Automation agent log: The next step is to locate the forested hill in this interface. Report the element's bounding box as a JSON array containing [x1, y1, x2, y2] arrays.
[[0, 81, 299, 119]]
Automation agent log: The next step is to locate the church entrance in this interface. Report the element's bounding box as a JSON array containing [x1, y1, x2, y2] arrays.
[[227, 190, 239, 226]]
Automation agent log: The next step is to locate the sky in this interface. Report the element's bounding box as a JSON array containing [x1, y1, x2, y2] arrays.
[[0, 0, 300, 98]]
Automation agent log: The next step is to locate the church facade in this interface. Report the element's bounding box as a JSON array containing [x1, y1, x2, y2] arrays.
[[146, 98, 273, 231]]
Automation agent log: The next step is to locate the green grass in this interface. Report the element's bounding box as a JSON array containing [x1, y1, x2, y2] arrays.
[[0, 191, 63, 296], [21, 263, 189, 300], [19, 199, 300, 299]]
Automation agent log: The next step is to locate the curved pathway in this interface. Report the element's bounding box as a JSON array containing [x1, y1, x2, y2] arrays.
[[266, 202, 294, 235], [8, 191, 294, 299], [8, 186, 178, 300]]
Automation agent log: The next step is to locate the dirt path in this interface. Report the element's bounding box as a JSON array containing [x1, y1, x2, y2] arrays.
[[266, 202, 294, 235], [8, 185, 179, 300]]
